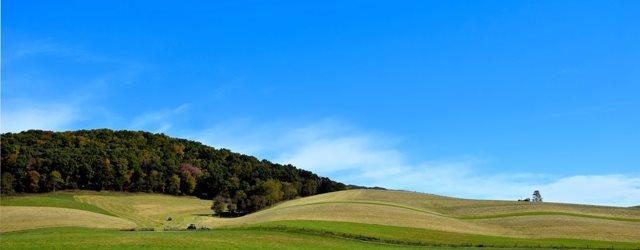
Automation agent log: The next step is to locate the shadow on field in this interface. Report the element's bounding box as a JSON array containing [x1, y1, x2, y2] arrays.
[[193, 212, 248, 218]]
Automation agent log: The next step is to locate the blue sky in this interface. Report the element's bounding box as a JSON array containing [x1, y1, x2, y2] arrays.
[[2, 1, 639, 206]]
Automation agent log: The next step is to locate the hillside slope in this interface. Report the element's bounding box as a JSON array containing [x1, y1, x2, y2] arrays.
[[206, 189, 640, 242], [0, 206, 135, 232], [2, 189, 639, 246]]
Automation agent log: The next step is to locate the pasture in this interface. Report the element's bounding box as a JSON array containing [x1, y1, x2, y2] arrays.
[[1, 189, 639, 249]]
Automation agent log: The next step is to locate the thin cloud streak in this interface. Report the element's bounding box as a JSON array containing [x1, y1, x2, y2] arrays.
[[130, 104, 190, 133], [1, 100, 80, 133]]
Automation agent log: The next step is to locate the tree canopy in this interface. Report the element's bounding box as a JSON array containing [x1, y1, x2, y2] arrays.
[[0, 129, 346, 213]]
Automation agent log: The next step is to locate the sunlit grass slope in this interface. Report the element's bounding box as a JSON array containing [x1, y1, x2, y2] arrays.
[[1, 191, 211, 230], [205, 189, 640, 242], [0, 191, 114, 216], [75, 193, 212, 229], [270, 189, 640, 219], [2, 189, 639, 248], [0, 206, 135, 232]]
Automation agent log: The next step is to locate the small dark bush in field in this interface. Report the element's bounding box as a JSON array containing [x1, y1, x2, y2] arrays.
[[187, 224, 197, 230], [167, 217, 173, 221]]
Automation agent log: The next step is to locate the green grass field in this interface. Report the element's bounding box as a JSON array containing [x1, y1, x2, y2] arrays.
[[0, 191, 114, 216], [1, 189, 639, 249], [0, 227, 421, 250]]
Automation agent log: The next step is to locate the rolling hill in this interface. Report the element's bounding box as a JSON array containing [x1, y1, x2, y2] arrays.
[[205, 189, 640, 242], [1, 189, 639, 249]]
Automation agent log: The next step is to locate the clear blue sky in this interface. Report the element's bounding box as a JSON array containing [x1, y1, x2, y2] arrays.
[[2, 1, 639, 206]]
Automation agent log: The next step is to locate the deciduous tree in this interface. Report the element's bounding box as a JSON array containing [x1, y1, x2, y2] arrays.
[[26, 170, 41, 192], [48, 170, 63, 191], [211, 195, 226, 216], [532, 190, 543, 202], [1, 173, 15, 194], [168, 174, 181, 195]]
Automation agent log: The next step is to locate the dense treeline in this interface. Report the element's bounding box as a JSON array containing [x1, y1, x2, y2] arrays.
[[0, 129, 346, 213]]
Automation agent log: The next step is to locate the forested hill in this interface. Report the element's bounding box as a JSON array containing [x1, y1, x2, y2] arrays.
[[0, 129, 346, 213]]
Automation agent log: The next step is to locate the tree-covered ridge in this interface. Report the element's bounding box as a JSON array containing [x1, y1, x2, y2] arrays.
[[0, 129, 346, 213]]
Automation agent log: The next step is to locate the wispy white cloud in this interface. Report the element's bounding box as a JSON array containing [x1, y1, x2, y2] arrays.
[[187, 118, 298, 155], [5, 39, 146, 68], [1, 100, 80, 133], [7, 40, 90, 61], [188, 119, 640, 207], [540, 175, 640, 207], [130, 104, 190, 133]]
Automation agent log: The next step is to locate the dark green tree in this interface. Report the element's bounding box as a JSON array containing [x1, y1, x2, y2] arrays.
[[532, 190, 543, 202], [282, 182, 298, 200], [302, 180, 318, 196], [148, 170, 164, 192], [227, 202, 237, 213], [181, 172, 196, 195], [48, 170, 64, 191], [168, 174, 181, 195], [26, 170, 41, 193], [211, 195, 226, 216], [261, 179, 284, 206], [1, 173, 15, 194]]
